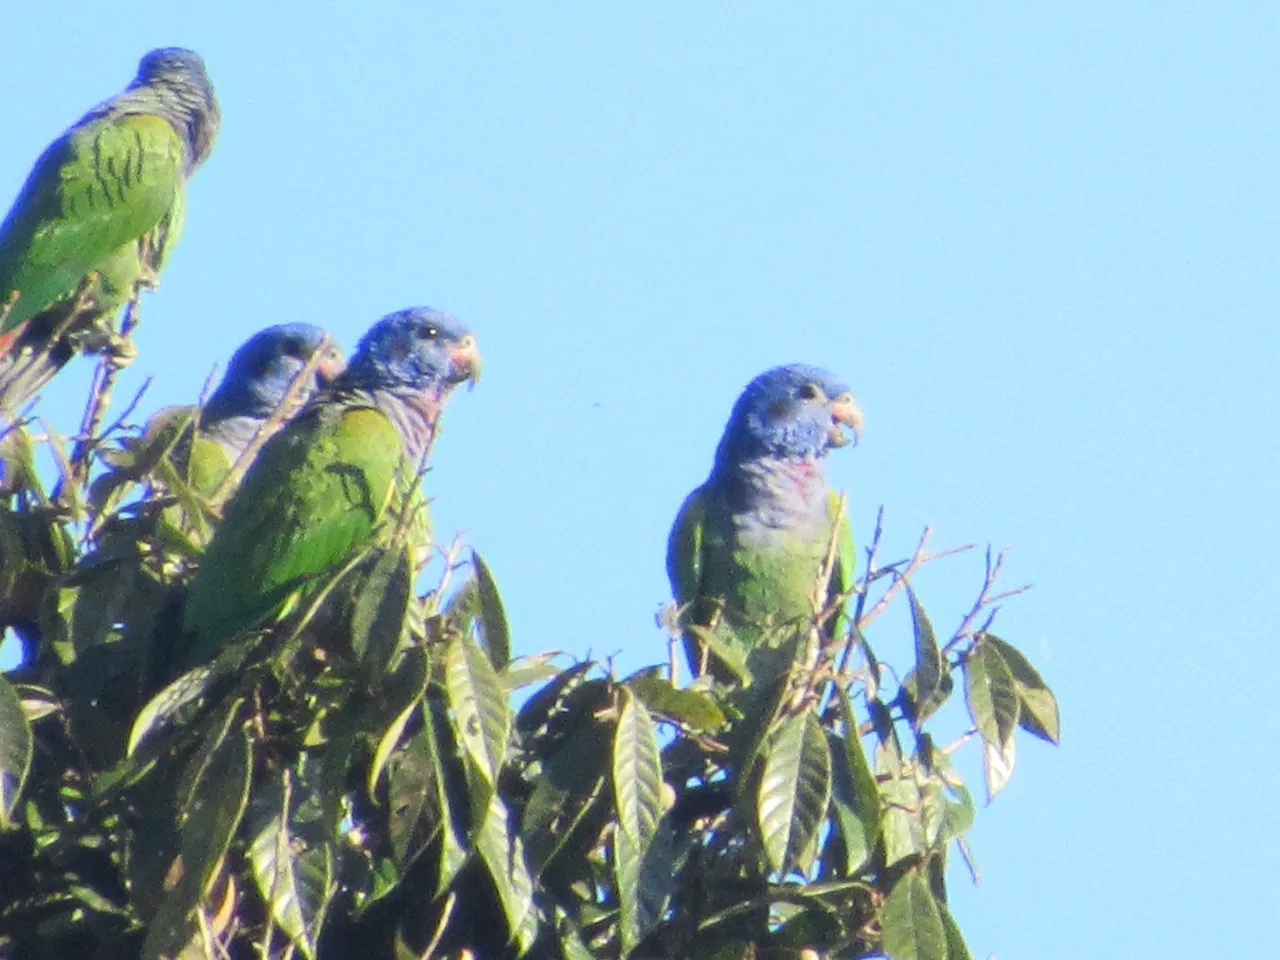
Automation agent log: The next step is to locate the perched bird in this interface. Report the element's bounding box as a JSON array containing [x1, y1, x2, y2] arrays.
[[180, 307, 481, 667], [667, 364, 863, 682], [0, 47, 220, 413], [91, 323, 344, 528], [185, 322, 346, 495]]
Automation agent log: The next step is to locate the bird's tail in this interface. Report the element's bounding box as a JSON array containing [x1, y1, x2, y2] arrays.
[[0, 317, 76, 414]]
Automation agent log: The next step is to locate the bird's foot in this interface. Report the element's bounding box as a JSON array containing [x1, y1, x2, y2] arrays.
[[105, 332, 138, 368]]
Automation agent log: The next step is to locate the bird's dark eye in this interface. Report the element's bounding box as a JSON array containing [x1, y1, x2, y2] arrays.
[[420, 326, 438, 340], [280, 339, 304, 358], [797, 383, 820, 400]]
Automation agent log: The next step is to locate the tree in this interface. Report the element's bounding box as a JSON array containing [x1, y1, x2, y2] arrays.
[[0, 346, 1058, 960]]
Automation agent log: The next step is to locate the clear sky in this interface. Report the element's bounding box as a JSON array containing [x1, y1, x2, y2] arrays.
[[3, 4, 1277, 956]]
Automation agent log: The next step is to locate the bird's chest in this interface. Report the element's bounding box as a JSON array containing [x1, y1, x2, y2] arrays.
[[703, 468, 832, 621]]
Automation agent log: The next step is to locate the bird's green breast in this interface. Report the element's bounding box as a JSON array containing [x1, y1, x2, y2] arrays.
[[699, 505, 834, 635]]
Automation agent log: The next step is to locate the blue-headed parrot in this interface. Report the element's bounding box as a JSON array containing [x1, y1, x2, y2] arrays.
[[0, 47, 219, 412], [668, 364, 863, 682]]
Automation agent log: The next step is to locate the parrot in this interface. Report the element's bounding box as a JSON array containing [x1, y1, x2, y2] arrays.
[[176, 322, 346, 496], [0, 47, 220, 413], [667, 364, 863, 683], [90, 323, 345, 534], [179, 307, 481, 668]]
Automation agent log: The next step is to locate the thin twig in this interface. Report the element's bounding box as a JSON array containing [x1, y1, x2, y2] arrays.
[[206, 333, 333, 511], [941, 545, 1032, 657], [802, 492, 849, 679], [856, 526, 934, 631], [71, 294, 144, 469], [97, 376, 152, 439]]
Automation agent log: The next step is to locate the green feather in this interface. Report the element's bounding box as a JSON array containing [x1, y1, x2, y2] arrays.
[[0, 112, 187, 331], [181, 402, 421, 666], [668, 486, 855, 682]]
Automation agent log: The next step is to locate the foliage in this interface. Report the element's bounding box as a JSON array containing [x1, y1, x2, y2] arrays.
[[0, 360, 1058, 960]]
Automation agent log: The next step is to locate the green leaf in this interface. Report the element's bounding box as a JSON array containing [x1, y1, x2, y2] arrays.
[[472, 549, 511, 672], [419, 697, 469, 893], [366, 647, 429, 798], [474, 791, 538, 954], [904, 586, 945, 726], [940, 905, 974, 960], [248, 768, 337, 960], [686, 623, 752, 685], [386, 733, 433, 867], [0, 673, 32, 828], [982, 733, 1016, 802], [624, 667, 727, 732], [920, 749, 974, 850], [351, 546, 411, 675], [907, 586, 941, 699], [824, 696, 885, 875], [180, 725, 253, 898], [175, 698, 244, 814], [881, 773, 926, 867], [445, 633, 511, 792], [522, 714, 611, 880], [501, 652, 564, 691], [881, 868, 947, 960], [127, 644, 248, 758], [987, 635, 1061, 744], [612, 689, 663, 849], [963, 637, 1019, 750], [614, 817, 675, 956], [758, 711, 832, 877], [143, 721, 254, 959], [553, 906, 596, 960]]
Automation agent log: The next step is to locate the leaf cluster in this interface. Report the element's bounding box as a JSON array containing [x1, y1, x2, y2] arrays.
[[0, 382, 1059, 960]]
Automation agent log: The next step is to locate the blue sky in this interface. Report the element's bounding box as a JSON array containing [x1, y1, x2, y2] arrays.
[[3, 4, 1278, 955]]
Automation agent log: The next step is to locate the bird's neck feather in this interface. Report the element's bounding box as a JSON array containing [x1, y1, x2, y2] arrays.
[[715, 455, 828, 534], [93, 79, 217, 171], [340, 383, 448, 465]]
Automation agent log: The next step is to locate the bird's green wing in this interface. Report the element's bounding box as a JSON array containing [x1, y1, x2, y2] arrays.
[[0, 113, 186, 331], [181, 404, 405, 663], [184, 433, 234, 499], [667, 486, 707, 611]]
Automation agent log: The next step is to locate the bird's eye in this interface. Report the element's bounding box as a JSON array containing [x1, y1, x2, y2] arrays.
[[281, 339, 304, 358], [420, 326, 439, 340], [797, 383, 820, 400]]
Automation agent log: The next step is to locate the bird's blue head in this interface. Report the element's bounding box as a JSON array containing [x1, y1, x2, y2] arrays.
[[342, 307, 482, 395], [714, 364, 863, 468], [203, 323, 345, 424], [135, 48, 212, 88], [131, 47, 219, 165]]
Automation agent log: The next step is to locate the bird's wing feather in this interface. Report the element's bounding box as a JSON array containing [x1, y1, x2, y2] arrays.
[[667, 486, 707, 610], [182, 404, 403, 655], [0, 113, 185, 329]]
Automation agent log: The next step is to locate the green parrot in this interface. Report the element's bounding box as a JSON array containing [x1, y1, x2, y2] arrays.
[[90, 323, 345, 548], [667, 364, 863, 682], [0, 47, 220, 413], [179, 307, 480, 668]]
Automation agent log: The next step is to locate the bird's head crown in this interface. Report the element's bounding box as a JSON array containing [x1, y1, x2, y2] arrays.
[[715, 363, 862, 467], [344, 307, 482, 395]]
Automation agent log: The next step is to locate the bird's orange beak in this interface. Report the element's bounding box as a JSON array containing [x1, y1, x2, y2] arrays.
[[829, 393, 863, 447], [316, 346, 346, 386], [449, 335, 482, 388]]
